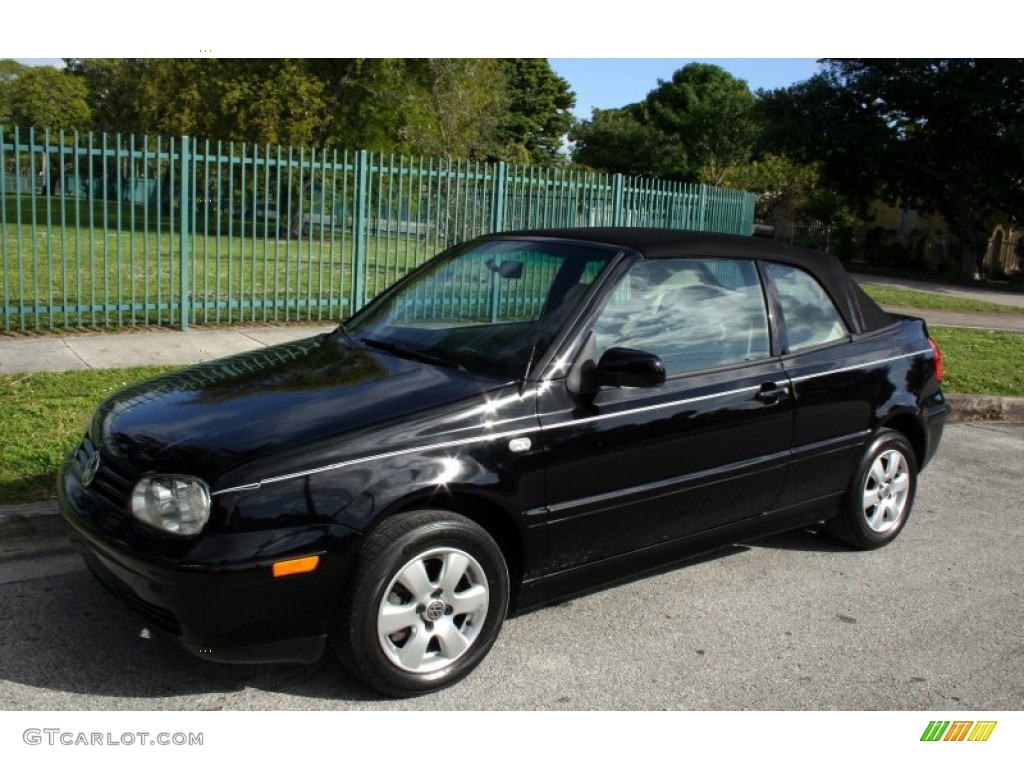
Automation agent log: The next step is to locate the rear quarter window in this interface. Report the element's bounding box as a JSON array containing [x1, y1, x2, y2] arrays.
[[765, 262, 848, 352]]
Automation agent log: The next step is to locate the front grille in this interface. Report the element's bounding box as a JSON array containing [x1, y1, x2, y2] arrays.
[[74, 436, 136, 536], [74, 435, 135, 528]]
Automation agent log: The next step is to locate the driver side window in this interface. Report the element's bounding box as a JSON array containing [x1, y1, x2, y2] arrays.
[[593, 258, 770, 376]]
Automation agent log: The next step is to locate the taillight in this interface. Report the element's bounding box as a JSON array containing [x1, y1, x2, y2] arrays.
[[928, 337, 943, 382]]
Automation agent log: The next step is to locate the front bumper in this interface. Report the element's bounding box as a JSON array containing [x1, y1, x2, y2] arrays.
[[59, 453, 360, 664]]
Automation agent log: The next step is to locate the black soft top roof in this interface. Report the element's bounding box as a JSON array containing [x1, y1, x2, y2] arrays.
[[491, 227, 892, 334]]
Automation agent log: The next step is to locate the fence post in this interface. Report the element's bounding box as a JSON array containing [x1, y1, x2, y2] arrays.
[[490, 161, 507, 233], [352, 149, 370, 312], [611, 174, 625, 226], [179, 136, 191, 330], [0, 125, 7, 332], [742, 192, 755, 235], [698, 184, 709, 231]]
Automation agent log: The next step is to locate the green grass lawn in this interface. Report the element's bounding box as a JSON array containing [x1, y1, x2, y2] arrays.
[[862, 285, 1024, 314], [1, 210, 441, 331], [929, 327, 1024, 397], [2, 325, 1022, 505], [0, 365, 179, 504]]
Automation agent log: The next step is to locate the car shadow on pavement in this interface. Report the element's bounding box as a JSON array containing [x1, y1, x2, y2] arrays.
[[0, 568, 386, 706], [752, 525, 854, 553]]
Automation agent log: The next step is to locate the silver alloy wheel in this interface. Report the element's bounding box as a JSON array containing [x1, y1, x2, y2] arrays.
[[862, 449, 911, 533], [377, 547, 490, 674]]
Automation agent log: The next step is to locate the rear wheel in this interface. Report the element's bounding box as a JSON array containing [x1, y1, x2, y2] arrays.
[[828, 429, 918, 549], [332, 510, 509, 697]]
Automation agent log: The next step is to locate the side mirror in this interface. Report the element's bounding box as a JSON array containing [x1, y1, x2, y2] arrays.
[[485, 258, 524, 279], [595, 348, 666, 389]]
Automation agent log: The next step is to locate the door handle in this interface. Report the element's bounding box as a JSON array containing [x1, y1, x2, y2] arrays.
[[755, 382, 790, 404]]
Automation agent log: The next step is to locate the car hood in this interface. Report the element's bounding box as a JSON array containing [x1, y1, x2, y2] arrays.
[[90, 333, 505, 484]]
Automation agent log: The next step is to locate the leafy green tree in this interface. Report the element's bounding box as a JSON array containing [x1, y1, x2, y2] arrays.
[[63, 58, 150, 133], [399, 58, 508, 160], [644, 63, 757, 184], [496, 59, 575, 164], [66, 58, 328, 146], [759, 59, 1024, 273], [0, 61, 91, 131], [721, 153, 820, 222], [204, 59, 329, 147], [0, 59, 24, 86], [304, 58, 408, 151], [66, 58, 572, 164], [569, 105, 685, 177], [570, 62, 757, 183]]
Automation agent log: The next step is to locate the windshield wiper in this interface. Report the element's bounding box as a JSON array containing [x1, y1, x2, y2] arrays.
[[360, 338, 467, 372], [332, 320, 360, 347]]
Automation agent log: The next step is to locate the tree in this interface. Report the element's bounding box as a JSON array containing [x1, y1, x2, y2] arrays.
[[570, 62, 757, 183], [63, 58, 151, 134], [569, 105, 685, 177], [759, 59, 1024, 273], [65, 58, 575, 164], [495, 59, 575, 164], [399, 58, 509, 160], [721, 153, 820, 223], [66, 58, 329, 146], [644, 63, 758, 184], [304, 58, 408, 151], [0, 59, 23, 86], [0, 61, 91, 131]]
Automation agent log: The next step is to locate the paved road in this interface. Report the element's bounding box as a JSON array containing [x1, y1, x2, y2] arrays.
[[0, 423, 1021, 710]]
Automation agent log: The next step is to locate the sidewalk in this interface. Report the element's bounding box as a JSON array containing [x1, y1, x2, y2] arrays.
[[0, 323, 337, 375], [877, 307, 1024, 333], [852, 273, 1024, 309], [851, 272, 1024, 332]]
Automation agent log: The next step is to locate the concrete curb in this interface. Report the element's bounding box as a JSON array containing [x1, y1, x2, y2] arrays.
[[0, 500, 66, 557], [945, 394, 1024, 423]]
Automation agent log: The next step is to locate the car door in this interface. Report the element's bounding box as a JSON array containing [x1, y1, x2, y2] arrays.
[[761, 261, 880, 508], [537, 257, 794, 572]]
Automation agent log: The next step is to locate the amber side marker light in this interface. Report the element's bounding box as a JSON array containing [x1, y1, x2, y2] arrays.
[[272, 555, 320, 578]]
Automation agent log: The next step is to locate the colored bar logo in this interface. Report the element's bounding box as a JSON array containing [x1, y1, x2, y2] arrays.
[[921, 721, 997, 742]]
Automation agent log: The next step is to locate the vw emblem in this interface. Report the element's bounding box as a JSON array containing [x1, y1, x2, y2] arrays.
[[424, 600, 446, 622], [82, 452, 101, 487]]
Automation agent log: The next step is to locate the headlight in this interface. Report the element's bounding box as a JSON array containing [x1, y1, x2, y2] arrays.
[[130, 476, 211, 536]]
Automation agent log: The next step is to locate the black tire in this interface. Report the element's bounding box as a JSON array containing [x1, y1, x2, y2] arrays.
[[828, 428, 918, 549], [332, 510, 509, 697]]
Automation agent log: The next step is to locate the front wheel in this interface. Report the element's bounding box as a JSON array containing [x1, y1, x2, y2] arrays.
[[828, 429, 918, 549], [332, 510, 509, 697]]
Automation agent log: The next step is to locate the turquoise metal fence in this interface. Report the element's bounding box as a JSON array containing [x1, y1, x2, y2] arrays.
[[1, 127, 756, 332]]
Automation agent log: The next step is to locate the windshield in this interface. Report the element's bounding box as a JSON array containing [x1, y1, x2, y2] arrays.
[[345, 239, 618, 379]]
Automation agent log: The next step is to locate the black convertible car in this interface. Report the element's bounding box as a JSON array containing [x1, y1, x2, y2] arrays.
[[59, 228, 947, 696]]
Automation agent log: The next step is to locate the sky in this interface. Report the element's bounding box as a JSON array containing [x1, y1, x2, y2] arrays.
[[549, 59, 820, 118]]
